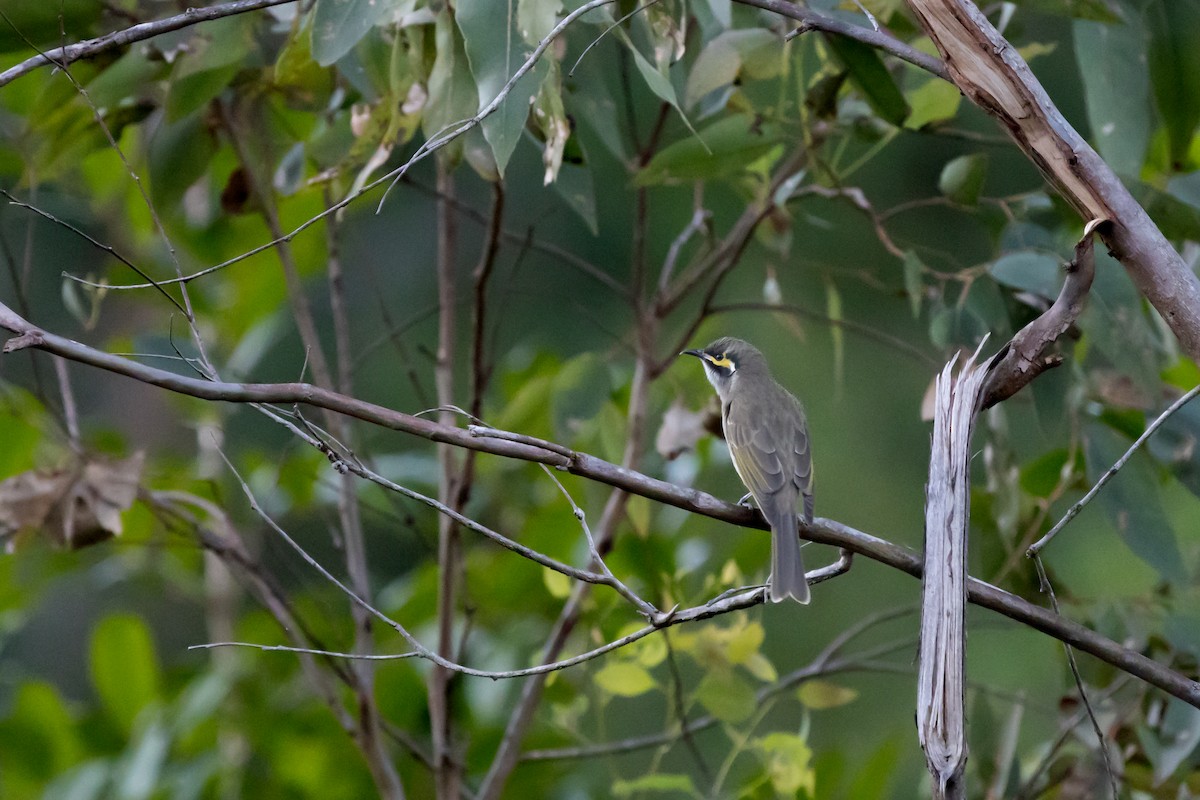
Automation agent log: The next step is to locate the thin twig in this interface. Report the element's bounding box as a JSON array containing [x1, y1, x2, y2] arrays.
[[1, 190, 185, 313], [663, 633, 714, 784], [431, 160, 463, 800], [1028, 383, 1200, 557], [1031, 557, 1120, 800]]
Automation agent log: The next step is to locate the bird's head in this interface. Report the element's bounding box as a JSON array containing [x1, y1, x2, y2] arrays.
[[680, 337, 765, 399]]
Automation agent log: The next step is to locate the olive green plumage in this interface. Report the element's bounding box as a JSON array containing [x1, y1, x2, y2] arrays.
[[681, 337, 813, 604]]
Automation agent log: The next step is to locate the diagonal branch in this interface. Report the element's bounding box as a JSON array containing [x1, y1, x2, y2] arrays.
[[3, 298, 1199, 708], [0, 0, 298, 88], [981, 219, 1104, 409]]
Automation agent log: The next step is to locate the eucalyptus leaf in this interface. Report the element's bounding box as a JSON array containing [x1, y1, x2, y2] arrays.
[[635, 114, 780, 185], [989, 250, 1062, 299], [1146, 1, 1200, 167], [312, 0, 397, 66], [938, 153, 988, 206], [459, 2, 549, 176], [824, 35, 909, 126], [695, 670, 755, 723], [1084, 422, 1187, 583], [90, 614, 162, 734], [423, 12, 479, 167], [1074, 12, 1150, 175]]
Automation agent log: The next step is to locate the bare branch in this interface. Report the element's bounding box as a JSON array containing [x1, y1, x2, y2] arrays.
[[736, 0, 948, 79], [2, 300, 1199, 708], [0, 0, 298, 88], [982, 220, 1104, 409]]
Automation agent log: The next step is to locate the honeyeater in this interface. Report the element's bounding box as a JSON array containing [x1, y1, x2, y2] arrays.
[[681, 337, 813, 604]]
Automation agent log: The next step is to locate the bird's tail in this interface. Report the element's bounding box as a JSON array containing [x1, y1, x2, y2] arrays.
[[769, 509, 810, 604]]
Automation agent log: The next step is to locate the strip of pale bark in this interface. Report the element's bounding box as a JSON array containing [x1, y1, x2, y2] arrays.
[[919, 349, 991, 799]]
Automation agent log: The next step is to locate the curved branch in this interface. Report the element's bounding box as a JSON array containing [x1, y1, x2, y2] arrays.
[[981, 219, 1103, 409], [1, 298, 1198, 708], [0, 0, 298, 88], [735, 0, 948, 79]]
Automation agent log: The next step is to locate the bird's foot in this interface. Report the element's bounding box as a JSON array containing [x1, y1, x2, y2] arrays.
[[737, 492, 755, 509]]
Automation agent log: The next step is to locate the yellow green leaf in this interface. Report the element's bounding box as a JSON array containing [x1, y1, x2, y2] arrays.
[[797, 679, 860, 709], [543, 567, 571, 598], [595, 662, 657, 698]]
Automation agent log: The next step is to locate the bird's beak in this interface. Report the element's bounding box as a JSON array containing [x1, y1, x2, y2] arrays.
[[680, 349, 705, 360]]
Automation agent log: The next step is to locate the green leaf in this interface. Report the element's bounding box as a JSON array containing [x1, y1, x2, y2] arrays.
[[988, 250, 1063, 299], [1020, 448, 1073, 497], [275, 18, 335, 107], [938, 153, 988, 205], [635, 114, 781, 186], [824, 35, 909, 125], [695, 670, 755, 723], [148, 109, 218, 211], [826, 277, 844, 389], [1127, 180, 1200, 242], [685, 33, 740, 109], [553, 160, 599, 234], [684, 29, 781, 108], [903, 250, 925, 317], [312, 0, 396, 66], [423, 12, 480, 167], [90, 614, 162, 734], [613, 774, 697, 797], [458, 2, 549, 176], [1085, 423, 1188, 583], [1082, 250, 1163, 393], [1146, 2, 1200, 168], [1074, 13, 1150, 175], [726, 620, 764, 664], [1015, 0, 1122, 23], [847, 738, 903, 800], [595, 662, 657, 697], [171, 672, 232, 739], [1148, 400, 1200, 500], [754, 732, 816, 796], [3, 682, 81, 777], [797, 679, 859, 709], [904, 76, 962, 130], [1150, 698, 1200, 784], [543, 566, 571, 598], [112, 716, 170, 800], [165, 15, 254, 121], [566, 70, 629, 163], [533, 61, 569, 185], [517, 0, 561, 45], [611, 26, 699, 140], [86, 50, 165, 111]]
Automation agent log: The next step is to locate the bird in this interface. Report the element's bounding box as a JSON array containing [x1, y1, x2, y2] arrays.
[[681, 337, 813, 604]]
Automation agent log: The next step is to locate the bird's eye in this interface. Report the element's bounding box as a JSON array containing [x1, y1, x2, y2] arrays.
[[719, 352, 727, 361]]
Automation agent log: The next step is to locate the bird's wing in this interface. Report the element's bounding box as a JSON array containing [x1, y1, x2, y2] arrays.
[[786, 397, 813, 498], [724, 398, 788, 500], [725, 391, 812, 513]]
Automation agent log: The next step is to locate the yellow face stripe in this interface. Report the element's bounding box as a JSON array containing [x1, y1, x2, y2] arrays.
[[705, 354, 734, 370]]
